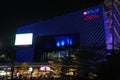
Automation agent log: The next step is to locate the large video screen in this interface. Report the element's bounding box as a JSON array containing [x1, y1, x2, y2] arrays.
[[14, 33, 33, 46]]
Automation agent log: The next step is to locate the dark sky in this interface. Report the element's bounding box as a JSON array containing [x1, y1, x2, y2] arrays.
[[0, 0, 103, 50]]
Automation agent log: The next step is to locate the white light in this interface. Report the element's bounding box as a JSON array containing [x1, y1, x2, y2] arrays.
[[0, 71, 6, 75], [15, 33, 33, 45], [28, 67, 33, 72], [16, 72, 19, 77], [40, 66, 51, 71], [83, 11, 87, 15]]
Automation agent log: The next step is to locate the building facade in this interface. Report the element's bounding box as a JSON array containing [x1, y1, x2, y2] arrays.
[[15, 4, 109, 63]]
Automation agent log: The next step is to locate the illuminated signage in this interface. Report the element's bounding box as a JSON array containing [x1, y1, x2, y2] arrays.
[[40, 66, 51, 71], [83, 8, 100, 21], [83, 8, 99, 16]]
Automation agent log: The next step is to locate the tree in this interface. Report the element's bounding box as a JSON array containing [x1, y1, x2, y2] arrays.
[[48, 56, 62, 79], [0, 51, 12, 63], [60, 48, 97, 79]]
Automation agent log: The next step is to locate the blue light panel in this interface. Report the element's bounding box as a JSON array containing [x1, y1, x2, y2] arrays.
[[56, 36, 73, 47], [56, 42, 60, 47]]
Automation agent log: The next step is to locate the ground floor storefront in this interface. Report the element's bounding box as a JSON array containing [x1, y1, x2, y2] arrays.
[[0, 62, 52, 79]]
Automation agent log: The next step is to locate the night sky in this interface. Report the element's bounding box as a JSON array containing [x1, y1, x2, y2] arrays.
[[0, 0, 103, 57]]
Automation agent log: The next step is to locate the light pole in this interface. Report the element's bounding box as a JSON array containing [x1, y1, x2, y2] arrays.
[[11, 60, 14, 80]]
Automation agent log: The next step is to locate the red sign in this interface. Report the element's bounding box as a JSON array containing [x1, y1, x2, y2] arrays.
[[84, 14, 99, 21], [83, 8, 100, 21]]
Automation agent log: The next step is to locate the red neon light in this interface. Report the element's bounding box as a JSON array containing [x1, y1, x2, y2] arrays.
[[84, 14, 99, 21]]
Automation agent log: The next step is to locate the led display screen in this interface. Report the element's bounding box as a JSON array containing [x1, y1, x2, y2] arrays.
[[15, 33, 33, 45]]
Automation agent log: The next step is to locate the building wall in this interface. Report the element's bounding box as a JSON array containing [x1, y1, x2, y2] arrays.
[[16, 4, 106, 62]]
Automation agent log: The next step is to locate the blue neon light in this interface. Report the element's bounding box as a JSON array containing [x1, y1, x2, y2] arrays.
[[61, 41, 65, 46], [56, 36, 73, 47], [83, 8, 99, 16], [67, 37, 70, 44], [69, 38, 72, 45], [56, 42, 60, 47]]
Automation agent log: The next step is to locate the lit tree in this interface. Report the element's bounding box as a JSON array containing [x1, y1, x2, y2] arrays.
[[48, 56, 62, 79]]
